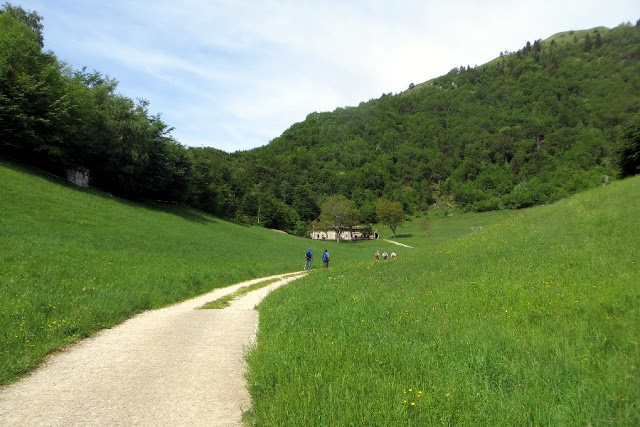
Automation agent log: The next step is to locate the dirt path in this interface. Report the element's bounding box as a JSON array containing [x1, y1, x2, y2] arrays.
[[0, 271, 306, 426], [383, 239, 413, 248]]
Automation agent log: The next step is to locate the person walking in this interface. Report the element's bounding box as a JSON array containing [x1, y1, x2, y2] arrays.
[[375, 250, 380, 261], [322, 249, 330, 268], [305, 248, 313, 270], [382, 251, 388, 260]]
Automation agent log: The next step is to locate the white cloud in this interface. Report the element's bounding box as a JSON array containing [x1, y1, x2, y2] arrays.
[[15, 0, 640, 151]]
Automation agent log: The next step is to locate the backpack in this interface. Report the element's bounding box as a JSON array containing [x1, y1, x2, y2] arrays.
[[322, 252, 329, 262], [306, 250, 312, 260]]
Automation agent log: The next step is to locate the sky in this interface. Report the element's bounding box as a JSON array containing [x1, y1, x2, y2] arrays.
[[14, 0, 640, 152]]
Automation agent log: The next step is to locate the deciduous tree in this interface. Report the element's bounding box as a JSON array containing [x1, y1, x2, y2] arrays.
[[0, 2, 44, 47], [376, 200, 404, 238], [319, 195, 359, 243], [618, 113, 640, 177]]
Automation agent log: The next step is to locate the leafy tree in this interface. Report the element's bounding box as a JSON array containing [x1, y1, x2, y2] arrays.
[[584, 33, 593, 52], [617, 113, 640, 177], [319, 195, 359, 243], [376, 199, 404, 238], [595, 31, 603, 48], [418, 217, 431, 235], [292, 183, 319, 222], [3, 4, 640, 222], [0, 11, 69, 170], [259, 194, 300, 231], [0, 2, 43, 47]]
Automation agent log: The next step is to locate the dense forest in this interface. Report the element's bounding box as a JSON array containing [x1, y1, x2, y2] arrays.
[[2, 3, 639, 235]]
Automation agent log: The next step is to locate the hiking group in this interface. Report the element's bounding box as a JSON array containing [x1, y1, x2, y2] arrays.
[[305, 248, 330, 270], [375, 251, 396, 261]]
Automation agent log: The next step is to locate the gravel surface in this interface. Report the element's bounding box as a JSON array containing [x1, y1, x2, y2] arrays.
[[0, 272, 305, 427]]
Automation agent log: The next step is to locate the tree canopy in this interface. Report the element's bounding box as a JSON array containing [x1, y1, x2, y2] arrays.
[[617, 112, 640, 177], [319, 195, 360, 243], [376, 200, 404, 238], [2, 3, 639, 236]]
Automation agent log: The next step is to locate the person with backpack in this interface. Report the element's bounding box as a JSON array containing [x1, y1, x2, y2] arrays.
[[322, 249, 330, 268], [305, 248, 313, 270]]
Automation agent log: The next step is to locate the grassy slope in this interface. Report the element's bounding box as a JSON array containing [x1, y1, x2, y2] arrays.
[[0, 161, 520, 385], [0, 161, 377, 384], [246, 177, 640, 426]]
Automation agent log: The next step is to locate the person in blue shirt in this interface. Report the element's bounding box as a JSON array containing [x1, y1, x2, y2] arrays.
[[322, 249, 330, 268], [305, 248, 313, 270]]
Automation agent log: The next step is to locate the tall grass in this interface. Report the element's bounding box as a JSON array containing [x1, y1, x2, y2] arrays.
[[381, 209, 519, 249], [0, 161, 374, 384], [246, 177, 640, 425]]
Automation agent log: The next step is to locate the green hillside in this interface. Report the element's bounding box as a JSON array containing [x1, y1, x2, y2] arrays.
[[1, 160, 519, 385], [234, 23, 640, 224], [0, 161, 374, 384], [2, 154, 638, 424], [246, 176, 640, 425], [3, 5, 639, 235]]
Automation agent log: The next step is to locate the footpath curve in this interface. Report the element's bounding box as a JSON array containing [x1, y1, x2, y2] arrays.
[[0, 271, 306, 427]]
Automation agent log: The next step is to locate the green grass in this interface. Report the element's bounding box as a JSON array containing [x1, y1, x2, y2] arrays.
[[6, 160, 637, 425], [0, 161, 373, 384], [0, 160, 514, 385], [199, 278, 281, 309], [380, 209, 521, 250], [245, 177, 640, 426]]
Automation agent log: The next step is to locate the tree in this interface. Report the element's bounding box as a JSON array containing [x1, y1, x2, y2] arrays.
[[292, 183, 319, 222], [259, 194, 300, 231], [376, 199, 404, 238], [418, 217, 430, 235], [0, 2, 44, 47], [319, 195, 359, 243], [617, 113, 640, 177], [0, 11, 67, 168], [584, 33, 593, 52], [595, 32, 603, 49]]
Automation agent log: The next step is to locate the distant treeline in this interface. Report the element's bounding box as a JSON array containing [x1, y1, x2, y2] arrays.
[[1, 4, 191, 203], [1, 4, 639, 235]]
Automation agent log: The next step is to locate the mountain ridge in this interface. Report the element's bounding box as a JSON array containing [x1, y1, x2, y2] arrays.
[[212, 21, 638, 230]]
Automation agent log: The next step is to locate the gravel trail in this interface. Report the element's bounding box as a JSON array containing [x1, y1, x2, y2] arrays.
[[0, 271, 306, 426]]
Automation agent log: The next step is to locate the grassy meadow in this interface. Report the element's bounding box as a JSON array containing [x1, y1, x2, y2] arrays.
[[0, 161, 373, 384], [2, 160, 639, 425], [246, 177, 640, 426]]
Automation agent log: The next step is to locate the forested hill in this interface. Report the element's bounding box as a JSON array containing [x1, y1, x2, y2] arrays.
[[2, 3, 639, 235], [226, 23, 640, 223]]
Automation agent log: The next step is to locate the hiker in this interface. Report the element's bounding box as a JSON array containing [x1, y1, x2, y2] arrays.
[[375, 251, 380, 261], [391, 252, 396, 259], [382, 251, 388, 260], [322, 249, 330, 268], [305, 248, 313, 270]]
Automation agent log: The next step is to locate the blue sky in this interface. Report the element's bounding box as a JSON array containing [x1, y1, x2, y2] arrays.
[[14, 0, 639, 152]]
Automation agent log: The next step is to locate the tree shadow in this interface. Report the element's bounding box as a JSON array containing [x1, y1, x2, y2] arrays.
[[3, 160, 219, 225], [75, 190, 219, 225], [144, 201, 218, 224]]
